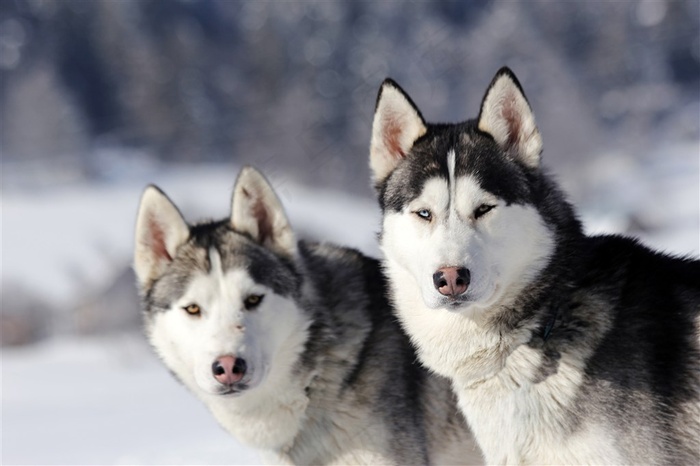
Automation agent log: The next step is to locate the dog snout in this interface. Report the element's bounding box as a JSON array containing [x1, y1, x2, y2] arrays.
[[432, 267, 470, 297], [212, 355, 247, 385]]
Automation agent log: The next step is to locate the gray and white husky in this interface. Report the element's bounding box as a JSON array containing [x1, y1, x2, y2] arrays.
[[369, 67, 700, 464], [133, 167, 481, 465]]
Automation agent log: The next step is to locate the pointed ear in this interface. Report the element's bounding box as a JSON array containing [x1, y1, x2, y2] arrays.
[[477, 67, 542, 168], [370, 78, 427, 183], [134, 186, 189, 289], [231, 166, 296, 258]]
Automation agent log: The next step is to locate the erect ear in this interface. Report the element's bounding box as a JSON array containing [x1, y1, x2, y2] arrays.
[[477, 67, 542, 168], [231, 166, 296, 258], [369, 78, 427, 184], [133, 186, 189, 290]]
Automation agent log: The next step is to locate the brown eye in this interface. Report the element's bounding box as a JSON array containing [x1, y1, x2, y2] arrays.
[[244, 294, 264, 311], [183, 303, 201, 316], [474, 204, 495, 219]]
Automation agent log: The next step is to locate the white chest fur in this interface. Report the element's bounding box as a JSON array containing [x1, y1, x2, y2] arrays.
[[204, 380, 310, 451], [389, 270, 622, 464], [454, 352, 622, 464], [408, 313, 622, 464]]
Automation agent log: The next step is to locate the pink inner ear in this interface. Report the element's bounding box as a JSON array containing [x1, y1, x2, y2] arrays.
[[147, 214, 172, 262], [241, 187, 274, 244], [384, 115, 406, 159], [252, 197, 273, 245], [501, 96, 522, 149]]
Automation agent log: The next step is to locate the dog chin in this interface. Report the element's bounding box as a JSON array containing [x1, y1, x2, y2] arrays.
[[421, 292, 470, 311], [421, 292, 448, 309], [438, 298, 480, 313]]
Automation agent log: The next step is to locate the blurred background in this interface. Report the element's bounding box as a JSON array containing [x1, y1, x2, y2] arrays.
[[2, 0, 698, 464]]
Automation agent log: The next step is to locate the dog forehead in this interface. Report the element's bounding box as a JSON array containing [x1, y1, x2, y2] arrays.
[[457, 134, 533, 204], [380, 126, 484, 210], [191, 224, 301, 296], [453, 174, 493, 206], [205, 238, 300, 300], [381, 125, 531, 212], [145, 226, 300, 313], [380, 133, 454, 212], [411, 177, 450, 207]]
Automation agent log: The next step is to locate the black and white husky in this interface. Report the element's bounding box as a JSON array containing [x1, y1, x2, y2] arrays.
[[133, 167, 481, 464], [369, 67, 700, 464]]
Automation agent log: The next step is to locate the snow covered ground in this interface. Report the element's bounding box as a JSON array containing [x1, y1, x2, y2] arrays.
[[2, 334, 262, 465], [2, 142, 698, 465]]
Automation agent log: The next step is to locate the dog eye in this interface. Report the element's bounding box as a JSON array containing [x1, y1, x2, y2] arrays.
[[183, 303, 201, 316], [474, 204, 495, 219], [244, 294, 264, 310], [415, 209, 432, 221]]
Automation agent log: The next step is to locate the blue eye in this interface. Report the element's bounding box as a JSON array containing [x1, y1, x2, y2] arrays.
[[416, 209, 432, 221]]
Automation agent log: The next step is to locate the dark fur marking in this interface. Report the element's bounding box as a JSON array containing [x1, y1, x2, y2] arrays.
[[581, 237, 700, 404], [243, 243, 300, 297], [377, 123, 534, 214]]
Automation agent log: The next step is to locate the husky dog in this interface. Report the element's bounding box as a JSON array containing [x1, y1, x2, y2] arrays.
[[369, 67, 700, 464], [133, 167, 481, 465]]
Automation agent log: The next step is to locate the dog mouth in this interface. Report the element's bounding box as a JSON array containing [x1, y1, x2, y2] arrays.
[[438, 289, 484, 310], [443, 297, 470, 310], [216, 382, 250, 396], [440, 283, 500, 312], [214, 364, 267, 396]]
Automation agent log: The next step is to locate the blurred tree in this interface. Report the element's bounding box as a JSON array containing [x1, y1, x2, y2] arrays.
[[1, 0, 697, 192]]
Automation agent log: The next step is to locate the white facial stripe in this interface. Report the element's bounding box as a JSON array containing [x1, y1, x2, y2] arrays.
[[207, 247, 236, 308], [447, 149, 456, 211], [209, 247, 223, 276]]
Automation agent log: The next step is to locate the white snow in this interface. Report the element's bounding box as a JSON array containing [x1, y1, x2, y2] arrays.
[[2, 334, 262, 465]]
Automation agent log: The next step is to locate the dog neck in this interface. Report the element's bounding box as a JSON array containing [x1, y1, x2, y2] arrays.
[[383, 251, 576, 389]]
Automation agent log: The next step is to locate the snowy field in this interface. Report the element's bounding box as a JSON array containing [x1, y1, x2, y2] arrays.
[[2, 142, 698, 465], [2, 334, 263, 465]]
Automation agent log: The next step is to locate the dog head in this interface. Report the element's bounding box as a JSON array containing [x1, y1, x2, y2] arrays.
[[370, 68, 555, 314], [134, 167, 310, 400]]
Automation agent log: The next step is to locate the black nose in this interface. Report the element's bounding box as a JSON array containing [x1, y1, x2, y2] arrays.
[[432, 267, 470, 297], [233, 357, 247, 375]]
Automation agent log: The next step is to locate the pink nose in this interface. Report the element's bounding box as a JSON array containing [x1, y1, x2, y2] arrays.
[[432, 267, 470, 297], [212, 355, 246, 385]]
